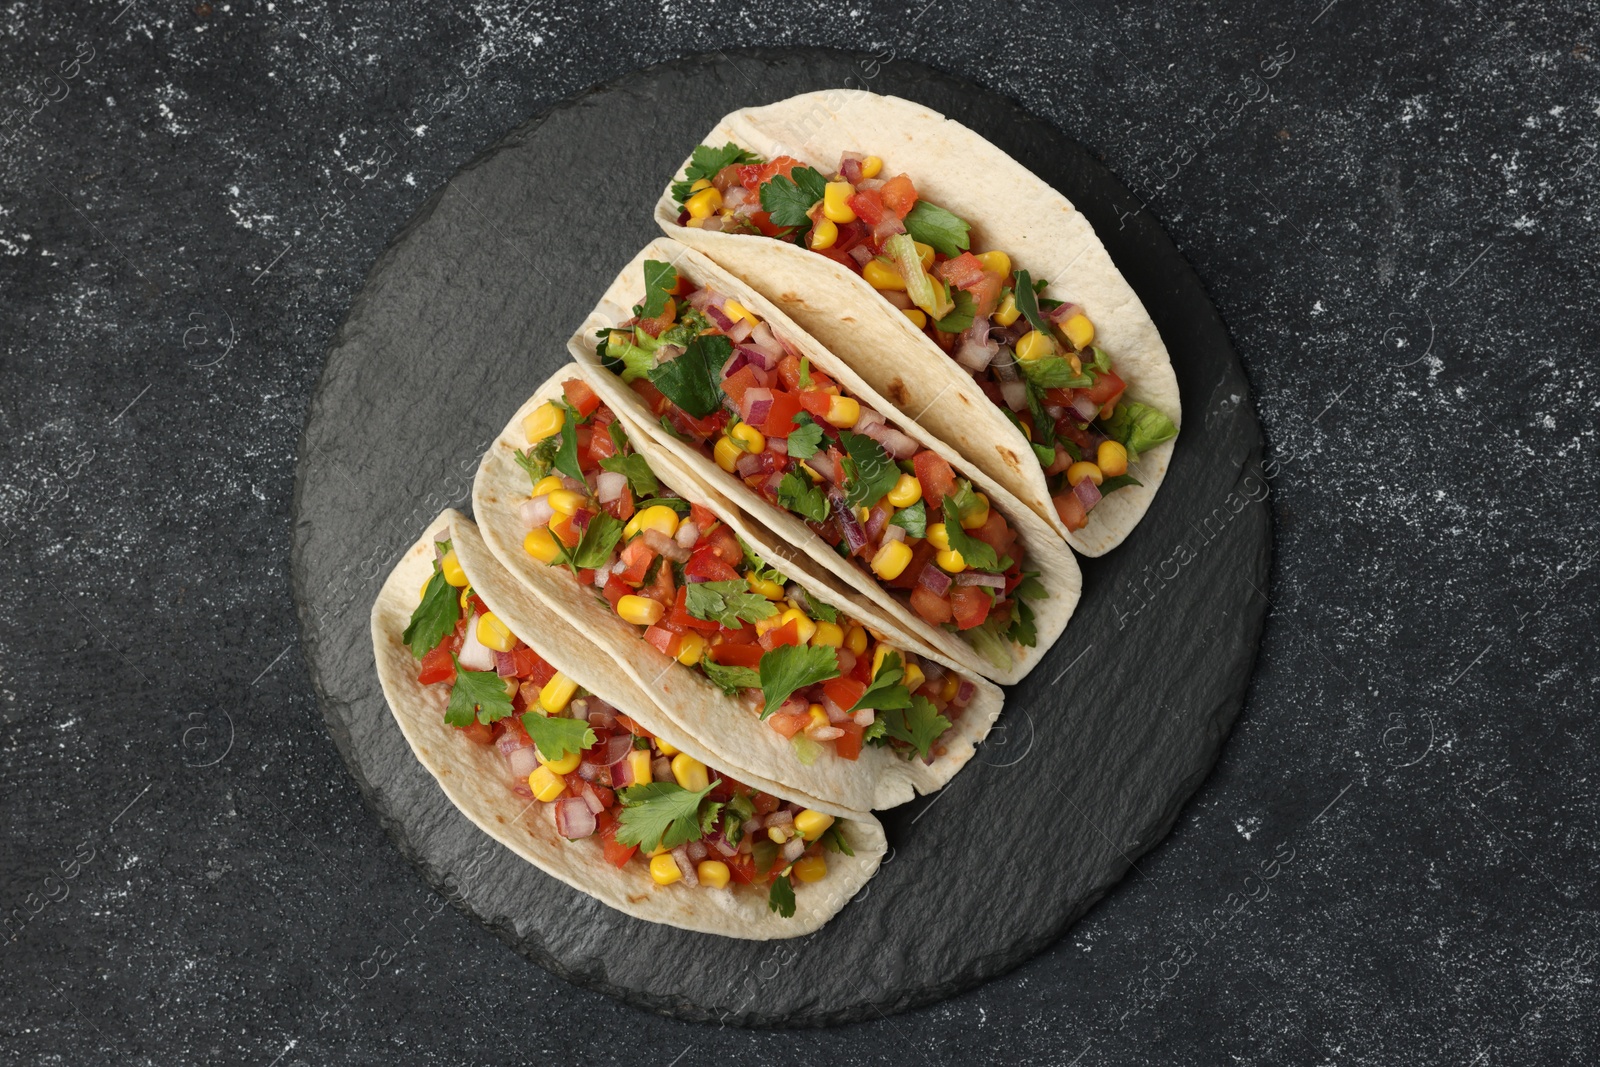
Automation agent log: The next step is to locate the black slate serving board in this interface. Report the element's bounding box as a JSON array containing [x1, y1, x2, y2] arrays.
[[291, 49, 1269, 1026]]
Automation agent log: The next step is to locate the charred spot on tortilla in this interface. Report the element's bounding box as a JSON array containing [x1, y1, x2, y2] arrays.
[[885, 378, 909, 407], [997, 445, 1024, 475]]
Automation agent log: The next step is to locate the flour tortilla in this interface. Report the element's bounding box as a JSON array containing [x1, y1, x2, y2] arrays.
[[567, 239, 1080, 686], [372, 509, 886, 938], [655, 90, 1181, 557], [472, 364, 1005, 810]]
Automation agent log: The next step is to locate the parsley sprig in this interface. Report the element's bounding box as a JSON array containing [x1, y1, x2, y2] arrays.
[[615, 779, 719, 852]]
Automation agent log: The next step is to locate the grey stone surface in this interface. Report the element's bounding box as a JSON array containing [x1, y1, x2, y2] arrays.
[[2, 2, 1595, 1063]]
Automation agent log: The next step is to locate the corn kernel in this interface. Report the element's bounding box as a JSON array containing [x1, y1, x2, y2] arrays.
[[913, 241, 935, 271], [747, 573, 785, 600], [863, 259, 906, 291], [616, 595, 665, 627], [753, 613, 782, 637], [689, 177, 712, 194], [809, 216, 839, 250], [780, 607, 817, 644], [676, 632, 705, 665], [654, 738, 679, 757], [940, 672, 961, 702], [886, 473, 922, 508], [723, 299, 755, 325], [627, 749, 653, 786], [792, 854, 828, 883], [476, 612, 516, 652], [976, 250, 1012, 279], [807, 704, 829, 731], [1063, 313, 1096, 350], [531, 475, 564, 497], [685, 217, 704, 229], [538, 672, 578, 713], [902, 308, 927, 329], [686, 186, 723, 219], [419, 577, 432, 601], [633, 504, 680, 539], [523, 527, 560, 563], [870, 539, 913, 580], [960, 493, 990, 530], [1098, 440, 1129, 477], [794, 809, 835, 841], [528, 765, 566, 802], [438, 549, 467, 588], [714, 435, 743, 472], [730, 422, 766, 453], [649, 853, 683, 885], [1067, 461, 1104, 487], [696, 860, 731, 889], [993, 290, 1021, 327], [1015, 330, 1056, 363], [936, 548, 966, 573], [845, 624, 869, 656], [767, 825, 791, 844], [459, 585, 477, 614], [523, 402, 565, 442], [904, 662, 926, 693], [859, 155, 883, 179], [927, 523, 951, 551], [822, 181, 857, 223], [825, 395, 861, 428], [856, 506, 870, 524], [671, 753, 709, 792], [872, 644, 889, 677], [812, 620, 845, 648], [537, 746, 582, 775], [546, 489, 585, 517]]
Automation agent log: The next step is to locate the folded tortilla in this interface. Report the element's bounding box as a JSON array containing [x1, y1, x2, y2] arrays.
[[473, 363, 1006, 811], [372, 509, 887, 938], [565, 240, 1080, 686], [655, 90, 1181, 557]]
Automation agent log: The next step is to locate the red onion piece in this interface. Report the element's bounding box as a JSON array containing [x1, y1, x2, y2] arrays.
[[864, 505, 888, 544], [610, 757, 635, 788], [569, 508, 593, 533], [705, 304, 735, 331], [1071, 394, 1100, 421], [458, 615, 496, 671], [881, 524, 906, 545], [588, 707, 618, 730], [852, 708, 876, 727], [917, 565, 952, 596], [686, 839, 708, 863], [1045, 301, 1083, 323], [821, 696, 847, 722], [721, 349, 750, 379], [521, 495, 554, 528], [766, 436, 787, 456], [856, 418, 920, 460], [736, 343, 776, 371], [848, 245, 873, 266], [601, 733, 634, 765], [496, 730, 530, 755], [578, 781, 606, 815], [671, 846, 699, 885], [839, 154, 864, 183], [1000, 380, 1029, 412], [872, 214, 906, 241], [575, 760, 612, 785], [748, 322, 784, 358], [508, 746, 539, 778], [596, 470, 628, 503], [780, 837, 807, 863], [727, 318, 753, 343], [642, 528, 689, 562], [741, 386, 773, 423], [494, 650, 519, 678], [830, 488, 868, 553], [735, 451, 765, 478], [955, 333, 999, 372], [956, 680, 976, 704], [1074, 476, 1103, 510], [806, 452, 839, 483], [554, 797, 596, 840], [675, 521, 700, 549], [955, 571, 1005, 588]]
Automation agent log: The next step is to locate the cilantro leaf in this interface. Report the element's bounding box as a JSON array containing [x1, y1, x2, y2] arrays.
[[1006, 596, 1037, 648], [903, 201, 971, 258], [1097, 473, 1143, 496], [513, 437, 559, 489], [804, 595, 838, 624], [403, 569, 460, 658], [776, 470, 831, 522], [946, 480, 984, 523], [767, 873, 797, 918], [838, 431, 902, 510], [889, 498, 926, 538], [862, 715, 889, 744], [639, 261, 677, 318], [701, 657, 762, 696], [850, 651, 914, 713], [721, 793, 756, 845], [820, 824, 854, 856], [1015, 573, 1048, 601], [520, 712, 597, 762], [1020, 354, 1094, 390], [786, 412, 825, 460], [881, 695, 952, 760], [941, 498, 1001, 573], [629, 496, 690, 515], [1098, 402, 1177, 463], [599, 453, 659, 497], [615, 779, 718, 852], [656, 307, 711, 351], [1011, 269, 1053, 336], [444, 657, 514, 726], [606, 420, 629, 455], [671, 142, 759, 204], [933, 288, 976, 333], [1022, 382, 1057, 451], [685, 579, 779, 629], [552, 511, 626, 572], [551, 400, 584, 483], [758, 644, 840, 718], [649, 333, 729, 418], [759, 166, 827, 231]]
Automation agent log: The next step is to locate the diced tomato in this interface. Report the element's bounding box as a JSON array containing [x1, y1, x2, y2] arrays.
[[949, 585, 992, 630], [507, 647, 549, 681], [760, 392, 804, 438], [640, 559, 676, 605], [969, 510, 1017, 560], [630, 379, 670, 416], [617, 539, 656, 585], [849, 646, 874, 684], [549, 513, 581, 548], [601, 483, 634, 523], [1085, 369, 1126, 409], [644, 624, 683, 657], [458, 718, 495, 745], [749, 210, 791, 238], [914, 451, 957, 507], [768, 709, 810, 739], [966, 272, 1002, 319], [885, 540, 938, 591], [417, 645, 455, 685], [717, 624, 758, 645], [615, 714, 654, 739], [685, 547, 741, 584], [935, 252, 986, 290], [588, 420, 619, 465], [822, 677, 865, 712], [562, 378, 601, 418], [796, 389, 833, 421], [721, 364, 762, 409], [672, 406, 728, 442], [848, 188, 886, 226], [463, 592, 489, 617], [879, 174, 919, 218], [740, 155, 805, 190], [710, 642, 763, 668], [599, 817, 637, 868], [574, 426, 596, 473], [636, 297, 677, 339], [699, 522, 741, 565], [1054, 492, 1089, 531], [689, 503, 719, 531], [910, 584, 954, 626], [602, 574, 631, 610], [834, 719, 863, 760], [725, 852, 758, 885], [752, 792, 780, 815], [759, 619, 802, 650]]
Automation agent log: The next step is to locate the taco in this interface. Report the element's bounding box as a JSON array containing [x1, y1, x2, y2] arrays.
[[568, 240, 1080, 686], [372, 509, 886, 938], [472, 363, 1005, 812], [655, 90, 1181, 557]]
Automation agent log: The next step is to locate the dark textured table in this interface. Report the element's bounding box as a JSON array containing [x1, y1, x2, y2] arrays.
[[3, 4, 1595, 1065]]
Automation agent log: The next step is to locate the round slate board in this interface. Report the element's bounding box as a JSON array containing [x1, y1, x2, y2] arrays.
[[291, 48, 1270, 1027]]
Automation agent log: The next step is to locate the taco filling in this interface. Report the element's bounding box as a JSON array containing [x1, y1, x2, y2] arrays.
[[402, 537, 851, 915], [510, 377, 973, 764], [668, 146, 1179, 531], [593, 264, 1047, 667]]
